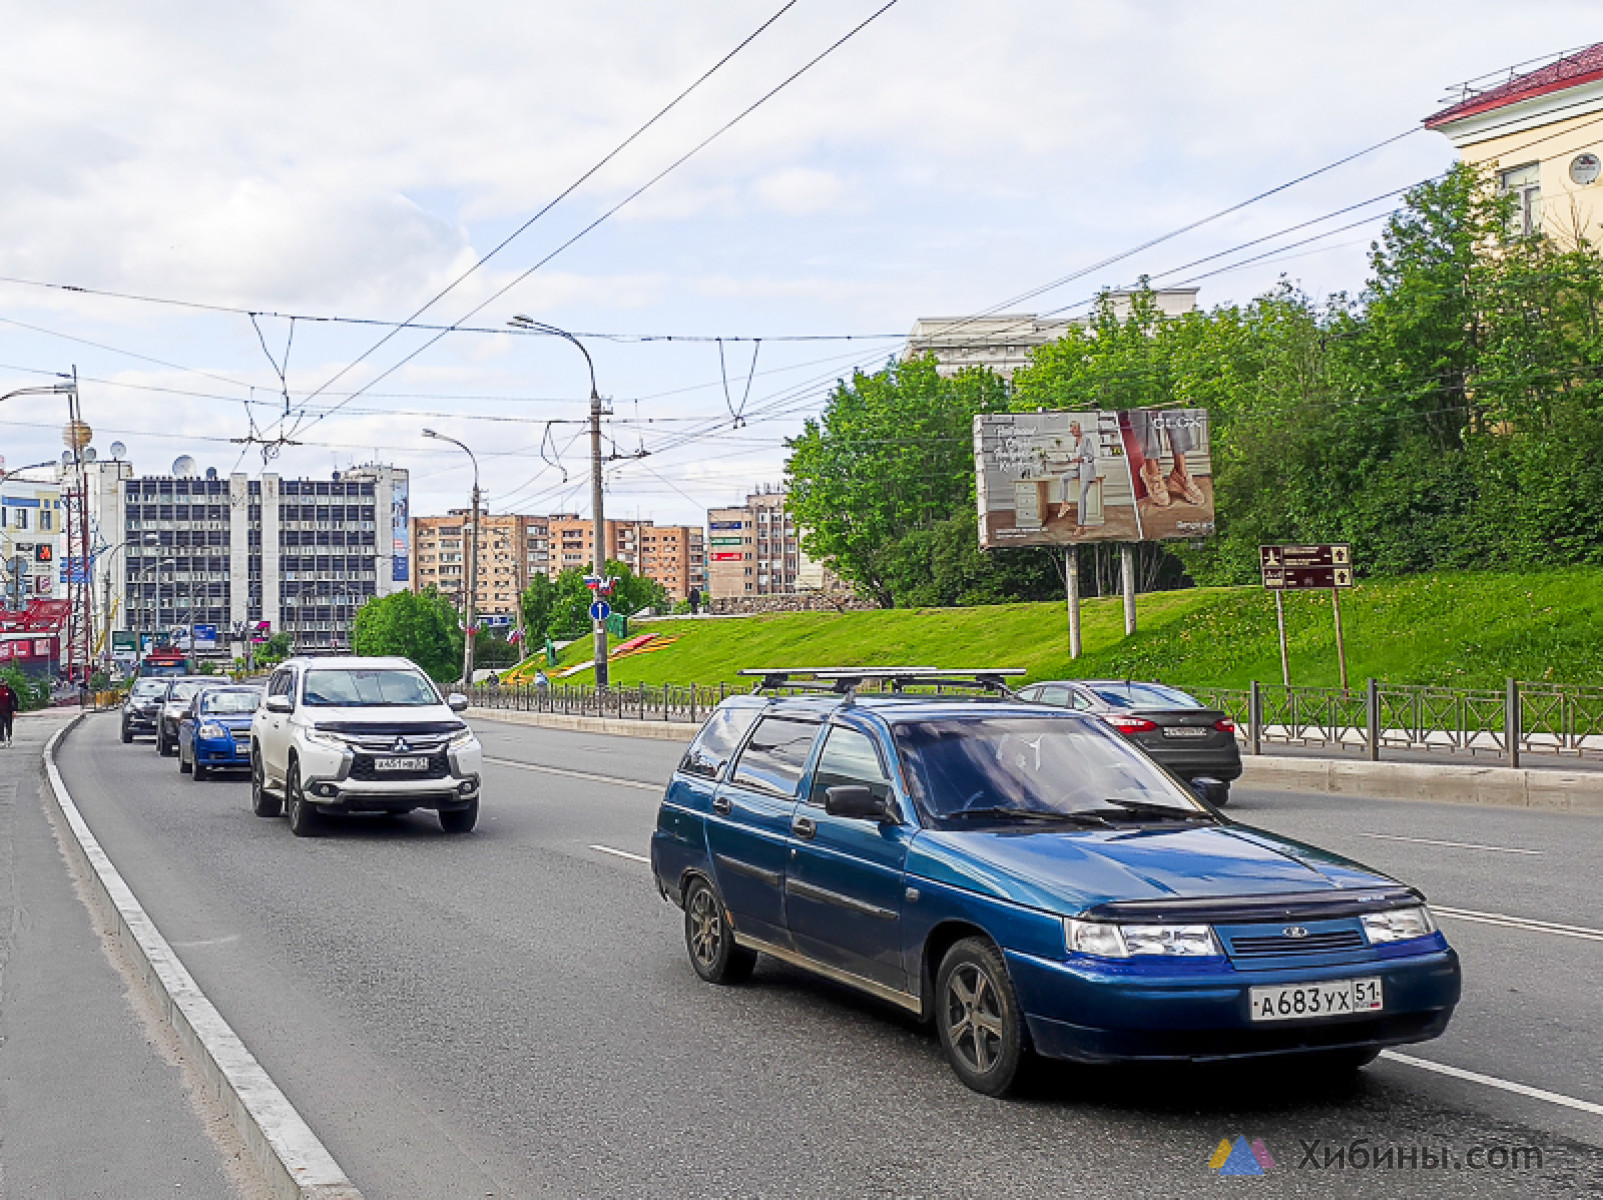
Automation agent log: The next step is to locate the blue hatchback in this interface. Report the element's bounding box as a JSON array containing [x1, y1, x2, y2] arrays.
[[177, 685, 263, 780], [650, 669, 1461, 1096]]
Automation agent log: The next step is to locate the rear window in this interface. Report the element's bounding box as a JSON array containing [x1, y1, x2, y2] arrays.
[[1088, 682, 1203, 709], [131, 680, 167, 699], [679, 706, 762, 780], [302, 669, 439, 707], [729, 716, 820, 798]]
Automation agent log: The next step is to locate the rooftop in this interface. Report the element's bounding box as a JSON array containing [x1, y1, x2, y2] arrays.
[[1426, 42, 1603, 128]]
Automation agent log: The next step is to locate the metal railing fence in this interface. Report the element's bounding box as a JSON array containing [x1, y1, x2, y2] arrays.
[[471, 677, 1603, 765]]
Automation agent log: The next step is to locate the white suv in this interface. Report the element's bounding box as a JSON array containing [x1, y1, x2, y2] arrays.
[[249, 656, 483, 836]]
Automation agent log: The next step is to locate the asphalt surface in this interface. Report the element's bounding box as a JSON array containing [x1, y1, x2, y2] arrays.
[[45, 712, 1603, 1198], [0, 711, 253, 1199]]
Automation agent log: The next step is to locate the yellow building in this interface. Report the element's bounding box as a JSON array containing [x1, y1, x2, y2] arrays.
[[1426, 44, 1603, 244]]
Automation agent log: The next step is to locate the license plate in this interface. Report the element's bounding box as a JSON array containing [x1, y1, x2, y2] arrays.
[[374, 756, 429, 772], [1163, 726, 1209, 738], [1250, 977, 1383, 1022]]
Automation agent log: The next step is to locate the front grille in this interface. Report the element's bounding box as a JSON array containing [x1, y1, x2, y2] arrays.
[[349, 751, 451, 782], [1228, 930, 1366, 958]]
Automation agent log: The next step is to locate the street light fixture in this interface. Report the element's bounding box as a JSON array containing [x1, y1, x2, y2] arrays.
[[506, 315, 611, 687], [89, 532, 159, 671], [422, 429, 481, 686]]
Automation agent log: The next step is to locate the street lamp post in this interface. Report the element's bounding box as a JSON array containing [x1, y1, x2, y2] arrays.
[[507, 316, 610, 687], [423, 429, 481, 686], [92, 533, 159, 672]]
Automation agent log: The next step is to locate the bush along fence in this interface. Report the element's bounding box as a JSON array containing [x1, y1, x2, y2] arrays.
[[468, 678, 1603, 766]]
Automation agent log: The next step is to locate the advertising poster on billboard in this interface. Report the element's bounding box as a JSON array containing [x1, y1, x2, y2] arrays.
[[974, 408, 1215, 548], [391, 474, 410, 583]]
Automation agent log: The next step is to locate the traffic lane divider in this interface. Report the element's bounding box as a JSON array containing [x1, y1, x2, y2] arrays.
[[40, 716, 365, 1200]]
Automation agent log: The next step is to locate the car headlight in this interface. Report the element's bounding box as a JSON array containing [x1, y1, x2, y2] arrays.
[[304, 729, 351, 751], [1065, 918, 1222, 958], [198, 722, 227, 740], [446, 726, 476, 748], [1361, 905, 1436, 945]]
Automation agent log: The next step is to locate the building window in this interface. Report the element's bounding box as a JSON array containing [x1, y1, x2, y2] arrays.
[[1500, 163, 1541, 237]]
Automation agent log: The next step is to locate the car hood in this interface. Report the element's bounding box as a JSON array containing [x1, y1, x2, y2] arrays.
[[281, 704, 462, 729], [907, 821, 1401, 916], [196, 713, 256, 727]]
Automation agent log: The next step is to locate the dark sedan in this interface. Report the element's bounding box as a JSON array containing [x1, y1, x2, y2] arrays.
[[1015, 680, 1242, 803]]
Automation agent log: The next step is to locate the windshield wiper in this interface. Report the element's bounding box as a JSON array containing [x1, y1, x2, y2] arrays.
[[1078, 799, 1210, 822], [945, 806, 1113, 827]]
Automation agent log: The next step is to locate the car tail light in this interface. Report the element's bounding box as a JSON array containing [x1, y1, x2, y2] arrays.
[[1214, 718, 1236, 733], [1104, 715, 1159, 735]]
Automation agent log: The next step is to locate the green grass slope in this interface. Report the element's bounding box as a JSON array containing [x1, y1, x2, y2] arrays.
[[544, 568, 1602, 691]]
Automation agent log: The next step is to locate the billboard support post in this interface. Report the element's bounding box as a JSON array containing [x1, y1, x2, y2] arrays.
[[1120, 544, 1136, 637], [1274, 591, 1290, 687], [1331, 587, 1349, 693], [1065, 546, 1082, 659]]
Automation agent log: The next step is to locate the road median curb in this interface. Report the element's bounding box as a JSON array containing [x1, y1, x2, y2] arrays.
[[41, 716, 365, 1200], [472, 706, 696, 743], [1240, 754, 1603, 812]]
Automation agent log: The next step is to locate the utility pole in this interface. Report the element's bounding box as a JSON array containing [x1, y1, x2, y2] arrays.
[[589, 387, 609, 687], [465, 478, 481, 685]]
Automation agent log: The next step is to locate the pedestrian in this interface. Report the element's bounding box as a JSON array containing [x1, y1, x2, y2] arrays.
[[534, 668, 550, 695], [0, 678, 17, 747]]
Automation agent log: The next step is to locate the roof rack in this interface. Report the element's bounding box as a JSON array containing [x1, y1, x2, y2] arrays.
[[737, 666, 1026, 697]]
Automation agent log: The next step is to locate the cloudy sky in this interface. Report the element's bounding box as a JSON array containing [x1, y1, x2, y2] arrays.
[[0, 1, 1594, 525]]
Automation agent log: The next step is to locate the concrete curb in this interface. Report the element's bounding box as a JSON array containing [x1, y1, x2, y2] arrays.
[[41, 717, 365, 1200], [1239, 754, 1603, 813], [472, 707, 1603, 812], [472, 707, 697, 743]]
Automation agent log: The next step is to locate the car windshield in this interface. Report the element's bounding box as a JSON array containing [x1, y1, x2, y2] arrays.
[[131, 680, 167, 699], [200, 690, 261, 715], [167, 680, 207, 702], [1086, 682, 1204, 710], [892, 715, 1206, 822], [302, 669, 439, 707]]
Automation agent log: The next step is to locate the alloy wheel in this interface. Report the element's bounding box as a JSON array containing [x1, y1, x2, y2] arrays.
[[688, 886, 723, 969], [945, 963, 1006, 1075]]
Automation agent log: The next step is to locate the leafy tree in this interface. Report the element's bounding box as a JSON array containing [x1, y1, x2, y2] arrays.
[[1, 665, 48, 711], [518, 573, 556, 643], [785, 356, 1012, 606], [351, 587, 463, 682]]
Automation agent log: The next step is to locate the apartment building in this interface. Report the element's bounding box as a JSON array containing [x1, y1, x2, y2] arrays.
[[706, 487, 805, 600], [0, 472, 63, 605], [543, 514, 704, 600], [410, 511, 551, 621], [83, 460, 408, 651]]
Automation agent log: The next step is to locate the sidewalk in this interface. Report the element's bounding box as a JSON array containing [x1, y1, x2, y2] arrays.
[[0, 710, 255, 1198]]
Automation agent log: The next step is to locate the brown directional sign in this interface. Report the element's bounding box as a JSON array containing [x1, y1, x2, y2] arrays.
[[1259, 544, 1353, 590]]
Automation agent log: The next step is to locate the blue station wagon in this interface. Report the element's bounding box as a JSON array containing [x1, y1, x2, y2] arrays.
[[650, 668, 1461, 1096]]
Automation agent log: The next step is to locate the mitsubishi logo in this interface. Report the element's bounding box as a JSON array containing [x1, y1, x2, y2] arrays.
[[393, 737, 412, 754], [1283, 926, 1310, 939]]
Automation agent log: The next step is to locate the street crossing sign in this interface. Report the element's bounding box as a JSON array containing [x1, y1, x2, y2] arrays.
[[1259, 544, 1353, 590]]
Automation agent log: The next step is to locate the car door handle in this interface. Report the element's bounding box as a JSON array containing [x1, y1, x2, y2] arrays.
[[791, 815, 817, 840], [712, 796, 732, 816]]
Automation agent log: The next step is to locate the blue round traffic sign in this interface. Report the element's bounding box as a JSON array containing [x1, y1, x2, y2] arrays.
[[589, 600, 611, 622]]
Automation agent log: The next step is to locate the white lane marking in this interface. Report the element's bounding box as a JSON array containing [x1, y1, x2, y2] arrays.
[[484, 756, 662, 792], [1357, 831, 1542, 855], [169, 934, 241, 949], [1433, 906, 1603, 943], [590, 844, 650, 864], [1380, 1051, 1603, 1117]]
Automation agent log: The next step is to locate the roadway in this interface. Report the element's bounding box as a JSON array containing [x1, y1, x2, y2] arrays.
[[49, 713, 1603, 1198]]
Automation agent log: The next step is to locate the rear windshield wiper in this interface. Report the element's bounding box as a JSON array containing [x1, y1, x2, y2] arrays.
[[945, 806, 1113, 827], [1078, 799, 1211, 822]]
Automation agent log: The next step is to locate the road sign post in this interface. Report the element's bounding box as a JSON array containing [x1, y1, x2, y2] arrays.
[[1261, 544, 1354, 691]]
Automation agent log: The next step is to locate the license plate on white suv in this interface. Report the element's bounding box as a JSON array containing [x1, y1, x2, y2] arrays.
[[374, 756, 429, 772], [1249, 977, 1383, 1022]]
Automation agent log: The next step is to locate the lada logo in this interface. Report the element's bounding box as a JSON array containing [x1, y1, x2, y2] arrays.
[[1283, 926, 1310, 939]]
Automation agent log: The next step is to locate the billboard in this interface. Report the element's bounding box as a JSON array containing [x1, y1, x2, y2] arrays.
[[974, 408, 1215, 548], [192, 623, 218, 650], [391, 474, 410, 583]]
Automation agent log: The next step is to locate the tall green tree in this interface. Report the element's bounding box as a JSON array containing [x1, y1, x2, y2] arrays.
[[785, 356, 1013, 607], [351, 587, 463, 682]]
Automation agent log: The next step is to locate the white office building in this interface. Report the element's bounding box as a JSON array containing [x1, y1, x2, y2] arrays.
[[0, 472, 64, 605], [83, 460, 409, 652]]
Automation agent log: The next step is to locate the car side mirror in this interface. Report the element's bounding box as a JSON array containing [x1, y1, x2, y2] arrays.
[[265, 694, 292, 714], [447, 692, 469, 713], [1191, 776, 1228, 806], [824, 784, 891, 822]]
